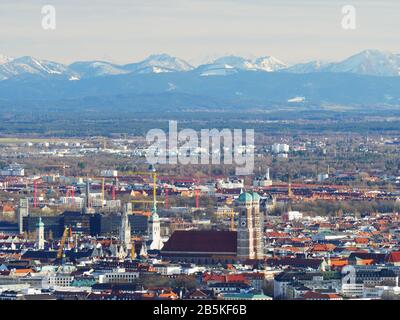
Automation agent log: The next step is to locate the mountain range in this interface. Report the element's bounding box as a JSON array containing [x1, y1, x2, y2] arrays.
[[1, 49, 400, 80], [1, 49, 400, 109]]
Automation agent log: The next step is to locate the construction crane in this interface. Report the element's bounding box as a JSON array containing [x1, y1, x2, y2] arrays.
[[165, 187, 169, 209], [33, 179, 38, 208], [101, 178, 105, 208], [124, 169, 158, 207], [57, 227, 70, 262]]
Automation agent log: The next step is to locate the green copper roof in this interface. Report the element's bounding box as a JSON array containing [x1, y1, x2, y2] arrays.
[[238, 192, 252, 202], [36, 217, 44, 227], [251, 192, 261, 202]]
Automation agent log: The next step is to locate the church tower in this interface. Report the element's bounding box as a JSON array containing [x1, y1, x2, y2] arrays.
[[18, 198, 29, 234], [251, 192, 264, 260], [120, 208, 131, 251], [36, 217, 45, 250], [148, 203, 163, 250], [237, 192, 255, 261], [237, 192, 264, 262]]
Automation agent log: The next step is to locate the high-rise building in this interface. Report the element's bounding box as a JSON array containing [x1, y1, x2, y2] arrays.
[[237, 192, 264, 261], [18, 198, 29, 234], [36, 217, 45, 250]]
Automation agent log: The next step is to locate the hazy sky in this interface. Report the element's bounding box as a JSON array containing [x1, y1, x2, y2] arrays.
[[0, 0, 399, 65]]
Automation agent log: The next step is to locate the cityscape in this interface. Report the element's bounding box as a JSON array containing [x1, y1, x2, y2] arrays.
[[0, 133, 400, 301], [1, 0, 400, 310]]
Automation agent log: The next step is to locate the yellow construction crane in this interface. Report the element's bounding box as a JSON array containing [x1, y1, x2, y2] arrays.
[[101, 178, 105, 208], [123, 170, 158, 207]]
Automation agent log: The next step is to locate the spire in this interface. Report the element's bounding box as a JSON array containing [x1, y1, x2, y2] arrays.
[[120, 209, 131, 252], [266, 167, 270, 180], [36, 216, 45, 250], [152, 201, 157, 214]]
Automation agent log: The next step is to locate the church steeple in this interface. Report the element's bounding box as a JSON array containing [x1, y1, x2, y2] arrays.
[[120, 208, 131, 252], [36, 216, 45, 250], [148, 200, 162, 250]]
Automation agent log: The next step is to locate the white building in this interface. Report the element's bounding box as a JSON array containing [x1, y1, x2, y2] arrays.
[[342, 283, 364, 298], [317, 173, 329, 182], [272, 143, 289, 154], [153, 264, 182, 276], [47, 274, 74, 288], [287, 211, 303, 221], [216, 178, 244, 189], [0, 164, 25, 177], [100, 170, 118, 177], [98, 269, 139, 284], [60, 196, 85, 209]]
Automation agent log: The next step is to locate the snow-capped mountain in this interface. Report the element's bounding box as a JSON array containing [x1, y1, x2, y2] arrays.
[[196, 56, 253, 76], [285, 50, 400, 76], [69, 61, 128, 79], [1, 50, 400, 81], [123, 54, 194, 74], [196, 55, 287, 76], [253, 56, 287, 72], [0, 56, 76, 80], [323, 49, 400, 76]]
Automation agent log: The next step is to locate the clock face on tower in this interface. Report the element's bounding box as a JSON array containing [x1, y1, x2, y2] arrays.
[[241, 220, 247, 227]]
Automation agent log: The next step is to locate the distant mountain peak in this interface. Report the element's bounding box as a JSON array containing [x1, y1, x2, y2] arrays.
[[124, 53, 194, 74], [325, 49, 400, 76], [254, 56, 287, 72], [69, 60, 128, 78], [198, 54, 287, 76]]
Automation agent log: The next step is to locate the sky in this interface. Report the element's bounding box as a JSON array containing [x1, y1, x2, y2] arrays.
[[0, 0, 399, 65]]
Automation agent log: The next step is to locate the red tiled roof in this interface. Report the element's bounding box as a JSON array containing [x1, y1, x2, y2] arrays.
[[266, 231, 289, 238], [354, 237, 369, 244], [266, 257, 323, 269], [311, 244, 336, 252], [226, 274, 247, 283], [329, 258, 348, 268], [386, 251, 400, 263], [301, 291, 342, 300], [162, 230, 237, 254]]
